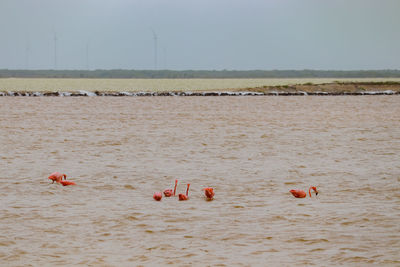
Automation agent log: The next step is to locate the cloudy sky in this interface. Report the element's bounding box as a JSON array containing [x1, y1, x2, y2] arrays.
[[1, 0, 399, 70]]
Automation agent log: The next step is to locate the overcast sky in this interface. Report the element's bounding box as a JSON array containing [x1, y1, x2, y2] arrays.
[[1, 0, 399, 70]]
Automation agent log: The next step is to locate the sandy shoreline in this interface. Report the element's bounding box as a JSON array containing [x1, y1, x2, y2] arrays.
[[244, 81, 400, 94], [1, 82, 399, 96]]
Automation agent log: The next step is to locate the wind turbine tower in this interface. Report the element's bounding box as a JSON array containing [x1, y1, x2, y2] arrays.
[[86, 42, 89, 70], [25, 40, 30, 69], [151, 29, 158, 70], [54, 32, 58, 69]]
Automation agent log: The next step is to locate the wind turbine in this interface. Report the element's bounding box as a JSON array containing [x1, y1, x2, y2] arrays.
[[86, 41, 89, 70], [25, 38, 30, 69], [54, 32, 57, 69], [151, 29, 158, 70]]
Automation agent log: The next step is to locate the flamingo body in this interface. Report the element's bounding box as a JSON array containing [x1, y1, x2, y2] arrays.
[[179, 184, 190, 201], [289, 189, 307, 198], [163, 189, 173, 197], [203, 187, 215, 200], [153, 192, 162, 201], [178, 194, 188, 201], [60, 180, 76, 186], [163, 180, 178, 197]]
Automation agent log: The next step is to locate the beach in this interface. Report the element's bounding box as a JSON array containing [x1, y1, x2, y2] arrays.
[[1, 78, 400, 95]]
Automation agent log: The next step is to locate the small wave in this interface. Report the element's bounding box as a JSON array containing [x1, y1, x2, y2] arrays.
[[287, 237, 329, 244], [123, 184, 135, 190]]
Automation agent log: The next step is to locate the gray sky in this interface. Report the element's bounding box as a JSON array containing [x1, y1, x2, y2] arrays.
[[1, 0, 399, 70]]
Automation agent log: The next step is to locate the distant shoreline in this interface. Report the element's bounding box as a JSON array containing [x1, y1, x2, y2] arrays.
[[1, 82, 399, 96]]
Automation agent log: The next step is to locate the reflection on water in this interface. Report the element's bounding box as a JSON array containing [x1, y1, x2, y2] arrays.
[[0, 96, 399, 266]]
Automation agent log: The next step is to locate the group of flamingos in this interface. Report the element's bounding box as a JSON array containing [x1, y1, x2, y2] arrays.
[[153, 180, 215, 201], [152, 179, 318, 201], [48, 172, 317, 200]]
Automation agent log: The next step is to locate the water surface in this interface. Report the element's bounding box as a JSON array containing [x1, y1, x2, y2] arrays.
[[0, 96, 399, 266]]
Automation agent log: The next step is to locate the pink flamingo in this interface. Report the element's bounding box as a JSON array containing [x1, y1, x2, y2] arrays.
[[163, 179, 178, 197], [178, 184, 190, 201], [290, 186, 318, 198], [203, 187, 214, 200], [48, 172, 66, 183], [48, 172, 76, 186], [153, 192, 162, 201]]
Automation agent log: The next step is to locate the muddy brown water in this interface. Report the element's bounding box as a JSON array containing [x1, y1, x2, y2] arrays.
[[0, 96, 399, 266]]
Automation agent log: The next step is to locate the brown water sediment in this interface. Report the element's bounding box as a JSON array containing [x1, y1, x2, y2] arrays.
[[0, 96, 399, 266]]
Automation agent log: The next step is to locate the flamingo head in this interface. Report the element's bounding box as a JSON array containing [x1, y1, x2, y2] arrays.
[[309, 186, 318, 197]]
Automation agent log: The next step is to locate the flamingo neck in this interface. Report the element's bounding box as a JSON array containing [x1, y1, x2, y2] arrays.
[[63, 174, 67, 180], [186, 184, 190, 196], [173, 180, 178, 196], [309, 186, 317, 197]]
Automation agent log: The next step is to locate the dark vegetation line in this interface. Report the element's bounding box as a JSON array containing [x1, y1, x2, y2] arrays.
[[1, 91, 399, 97], [1, 69, 400, 79]]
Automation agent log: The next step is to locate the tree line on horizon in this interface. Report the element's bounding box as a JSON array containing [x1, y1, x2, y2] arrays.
[[0, 69, 399, 79]]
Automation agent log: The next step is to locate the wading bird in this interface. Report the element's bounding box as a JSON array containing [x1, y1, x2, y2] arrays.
[[290, 186, 318, 198], [203, 187, 214, 200], [163, 179, 178, 197], [153, 192, 162, 201], [178, 184, 190, 201], [48, 172, 76, 186], [48, 172, 65, 183]]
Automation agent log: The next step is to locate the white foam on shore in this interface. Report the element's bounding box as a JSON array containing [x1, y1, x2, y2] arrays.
[[120, 92, 134, 96], [0, 90, 398, 96], [78, 90, 96, 96]]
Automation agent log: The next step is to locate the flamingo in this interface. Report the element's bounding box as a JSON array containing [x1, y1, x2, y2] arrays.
[[163, 179, 178, 197], [153, 192, 162, 201], [48, 172, 76, 186], [178, 184, 190, 201], [203, 187, 214, 200], [290, 186, 318, 198], [48, 172, 66, 183]]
